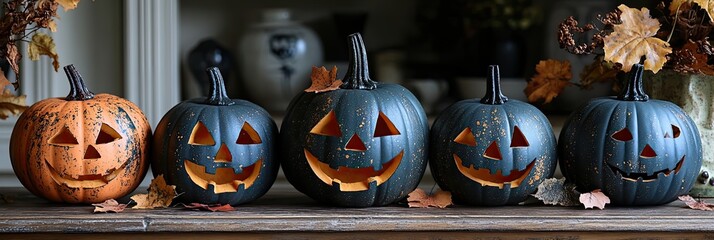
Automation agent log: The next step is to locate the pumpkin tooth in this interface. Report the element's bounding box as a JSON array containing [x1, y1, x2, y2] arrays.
[[184, 159, 262, 193], [304, 148, 403, 192], [45, 159, 128, 189], [453, 154, 536, 189]]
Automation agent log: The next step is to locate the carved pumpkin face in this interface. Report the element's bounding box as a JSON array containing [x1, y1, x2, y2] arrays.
[[559, 64, 703, 205], [280, 33, 428, 207], [152, 68, 278, 205], [10, 65, 151, 203], [429, 66, 557, 206]]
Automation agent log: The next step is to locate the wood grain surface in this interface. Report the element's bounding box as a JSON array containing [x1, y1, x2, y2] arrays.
[[0, 182, 713, 238]]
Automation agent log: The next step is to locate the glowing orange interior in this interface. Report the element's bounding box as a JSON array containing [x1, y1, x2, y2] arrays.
[[454, 127, 476, 146], [453, 154, 535, 189], [310, 111, 342, 136], [483, 141, 502, 160], [189, 121, 215, 146], [237, 122, 262, 144], [48, 126, 78, 146], [46, 159, 127, 188], [184, 159, 262, 193], [214, 143, 232, 163], [304, 149, 403, 192]]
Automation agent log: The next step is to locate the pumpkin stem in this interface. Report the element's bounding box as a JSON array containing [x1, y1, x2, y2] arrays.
[[341, 33, 377, 90], [618, 64, 649, 101], [63, 65, 95, 101], [206, 67, 234, 106], [480, 65, 508, 105]]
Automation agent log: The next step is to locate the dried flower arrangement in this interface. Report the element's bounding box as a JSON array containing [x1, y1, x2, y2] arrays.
[[0, 0, 78, 119], [526, 1, 714, 104]]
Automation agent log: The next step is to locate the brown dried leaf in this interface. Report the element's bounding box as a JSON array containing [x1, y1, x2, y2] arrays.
[[580, 57, 619, 89], [92, 199, 127, 213], [603, 4, 672, 73], [0, 70, 28, 120], [305, 66, 342, 93], [526, 59, 572, 104], [131, 175, 177, 209], [57, 0, 80, 11], [6, 43, 20, 88], [579, 189, 611, 210], [28, 33, 60, 71], [674, 40, 714, 75], [407, 188, 453, 208], [670, 0, 689, 15], [181, 203, 236, 212], [693, 0, 714, 23], [532, 178, 581, 207], [679, 195, 714, 211]]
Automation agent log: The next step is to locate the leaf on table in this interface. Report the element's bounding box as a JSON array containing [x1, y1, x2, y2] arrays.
[[532, 178, 581, 207], [579, 189, 611, 210], [693, 0, 714, 23], [407, 188, 453, 209], [92, 199, 127, 213], [603, 4, 672, 73], [525, 59, 572, 104], [57, 0, 80, 11], [305, 66, 342, 93], [0, 193, 14, 204], [679, 195, 714, 211], [131, 175, 177, 209], [181, 203, 236, 212], [28, 33, 60, 72], [579, 57, 619, 89]]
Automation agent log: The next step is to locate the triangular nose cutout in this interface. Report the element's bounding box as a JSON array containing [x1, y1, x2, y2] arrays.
[[84, 145, 101, 159], [215, 143, 232, 162], [345, 134, 367, 152], [640, 144, 657, 158], [483, 141, 502, 160]]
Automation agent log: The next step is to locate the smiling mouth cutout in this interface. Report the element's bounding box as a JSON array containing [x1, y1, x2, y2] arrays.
[[608, 156, 685, 183], [304, 149, 403, 192], [184, 160, 262, 193], [453, 154, 535, 189], [47, 160, 128, 189]]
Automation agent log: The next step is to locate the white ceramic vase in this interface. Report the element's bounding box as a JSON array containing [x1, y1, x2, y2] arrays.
[[239, 9, 323, 113]]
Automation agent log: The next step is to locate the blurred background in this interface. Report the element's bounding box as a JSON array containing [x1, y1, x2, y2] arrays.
[[0, 0, 654, 186]]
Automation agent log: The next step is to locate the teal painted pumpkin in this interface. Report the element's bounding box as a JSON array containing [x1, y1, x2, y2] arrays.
[[430, 65, 557, 205], [280, 33, 429, 207], [559, 64, 702, 205], [152, 68, 278, 205]]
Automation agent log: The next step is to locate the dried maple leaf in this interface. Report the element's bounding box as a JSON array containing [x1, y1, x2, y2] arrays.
[[579, 57, 619, 89], [407, 188, 453, 208], [28, 33, 60, 71], [0, 70, 27, 119], [579, 189, 611, 210], [525, 59, 572, 104], [131, 175, 177, 209], [679, 195, 714, 211], [693, 0, 714, 23], [532, 178, 581, 207], [672, 40, 714, 75], [181, 203, 236, 212], [603, 4, 672, 73], [305, 66, 342, 93], [92, 199, 127, 213], [670, 0, 689, 15], [57, 0, 80, 11], [5, 44, 19, 89]]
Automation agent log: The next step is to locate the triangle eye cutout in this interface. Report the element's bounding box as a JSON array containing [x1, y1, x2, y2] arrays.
[[237, 122, 262, 145], [189, 121, 215, 146], [96, 123, 122, 144], [454, 127, 476, 146], [510, 126, 529, 148], [310, 110, 342, 137], [611, 128, 633, 142], [374, 112, 400, 137], [671, 125, 681, 138], [483, 141, 502, 160], [48, 126, 79, 146]]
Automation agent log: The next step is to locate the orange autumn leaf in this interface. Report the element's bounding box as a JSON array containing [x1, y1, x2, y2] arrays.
[[130, 175, 177, 209], [305, 66, 342, 93], [57, 0, 80, 11], [181, 203, 236, 212], [579, 57, 618, 89], [603, 4, 672, 73], [92, 199, 127, 213], [679, 195, 714, 211], [579, 189, 611, 210], [670, 0, 689, 15], [525, 59, 572, 104], [28, 33, 60, 71], [407, 188, 453, 208], [677, 40, 714, 75]]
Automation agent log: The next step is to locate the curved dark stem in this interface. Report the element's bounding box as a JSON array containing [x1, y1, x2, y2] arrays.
[[618, 64, 649, 101], [341, 33, 377, 90], [480, 65, 508, 105], [205, 67, 234, 106], [63, 65, 95, 101]]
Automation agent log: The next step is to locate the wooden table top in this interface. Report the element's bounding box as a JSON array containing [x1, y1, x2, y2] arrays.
[[1, 182, 713, 238]]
